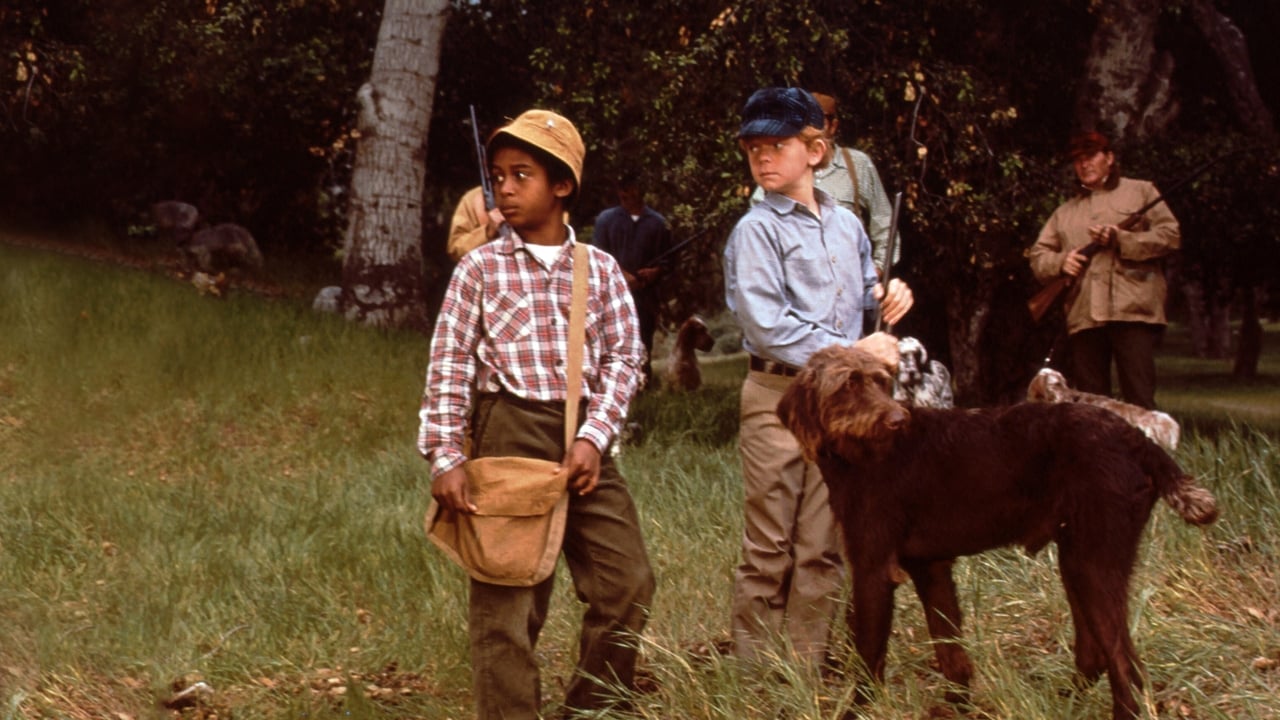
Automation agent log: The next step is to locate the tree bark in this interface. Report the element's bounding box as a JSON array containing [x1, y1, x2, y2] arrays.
[[1234, 286, 1263, 379], [1075, 0, 1179, 141], [1190, 0, 1277, 141], [1190, 0, 1275, 377], [945, 270, 993, 407], [338, 0, 449, 330]]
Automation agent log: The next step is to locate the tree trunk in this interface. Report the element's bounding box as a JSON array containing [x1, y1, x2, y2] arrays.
[[1190, 0, 1273, 377], [1181, 265, 1233, 359], [338, 0, 449, 330], [1190, 0, 1278, 141], [945, 274, 993, 407], [1075, 0, 1179, 141], [1234, 286, 1263, 379]]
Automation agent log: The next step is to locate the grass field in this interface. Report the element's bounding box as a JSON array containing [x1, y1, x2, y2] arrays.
[[1, 238, 1277, 719]]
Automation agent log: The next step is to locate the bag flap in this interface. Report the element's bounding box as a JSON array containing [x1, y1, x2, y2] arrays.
[[463, 456, 567, 517]]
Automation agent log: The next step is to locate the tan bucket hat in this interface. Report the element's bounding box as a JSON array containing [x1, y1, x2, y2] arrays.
[[425, 456, 569, 587], [488, 109, 585, 188]]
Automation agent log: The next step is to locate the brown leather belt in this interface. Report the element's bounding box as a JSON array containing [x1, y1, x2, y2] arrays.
[[749, 354, 799, 377]]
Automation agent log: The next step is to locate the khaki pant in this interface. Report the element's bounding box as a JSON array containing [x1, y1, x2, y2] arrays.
[[731, 372, 844, 664], [467, 392, 655, 720]]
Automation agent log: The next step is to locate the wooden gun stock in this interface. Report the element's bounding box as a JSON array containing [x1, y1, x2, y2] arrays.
[[1026, 240, 1103, 323]]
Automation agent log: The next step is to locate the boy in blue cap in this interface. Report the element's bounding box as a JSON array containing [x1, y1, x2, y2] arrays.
[[723, 87, 914, 666]]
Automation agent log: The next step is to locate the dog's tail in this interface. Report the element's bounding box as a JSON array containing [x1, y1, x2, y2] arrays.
[[1162, 475, 1219, 525], [1134, 432, 1219, 525]]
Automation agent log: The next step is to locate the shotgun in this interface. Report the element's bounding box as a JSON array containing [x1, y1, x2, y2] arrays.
[[1026, 149, 1241, 323], [875, 191, 903, 333], [646, 225, 716, 268], [469, 105, 495, 210]]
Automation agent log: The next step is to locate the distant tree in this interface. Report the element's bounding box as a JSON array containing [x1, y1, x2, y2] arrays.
[[338, 0, 449, 329]]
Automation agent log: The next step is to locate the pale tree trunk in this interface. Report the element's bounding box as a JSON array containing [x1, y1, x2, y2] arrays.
[[1074, 0, 1179, 142], [338, 0, 449, 330], [1190, 0, 1275, 378]]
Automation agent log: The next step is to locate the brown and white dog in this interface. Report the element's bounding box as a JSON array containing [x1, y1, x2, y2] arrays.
[[661, 315, 714, 392], [1027, 367, 1180, 451]]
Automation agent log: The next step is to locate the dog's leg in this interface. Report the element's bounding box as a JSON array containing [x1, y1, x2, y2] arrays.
[[1058, 559, 1106, 688], [1058, 540, 1145, 719], [849, 560, 898, 702], [902, 558, 973, 706]]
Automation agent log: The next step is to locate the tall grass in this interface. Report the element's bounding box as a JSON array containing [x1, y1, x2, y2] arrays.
[[2, 241, 1278, 718]]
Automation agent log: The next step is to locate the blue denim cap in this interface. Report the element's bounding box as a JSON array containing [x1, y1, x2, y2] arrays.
[[737, 87, 825, 139]]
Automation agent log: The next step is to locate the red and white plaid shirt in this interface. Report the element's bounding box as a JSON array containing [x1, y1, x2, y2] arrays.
[[417, 228, 644, 477]]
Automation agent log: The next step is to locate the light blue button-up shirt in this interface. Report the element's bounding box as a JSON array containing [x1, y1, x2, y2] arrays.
[[724, 189, 878, 369]]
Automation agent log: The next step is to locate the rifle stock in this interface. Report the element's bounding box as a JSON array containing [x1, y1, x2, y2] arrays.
[[1026, 240, 1103, 322]]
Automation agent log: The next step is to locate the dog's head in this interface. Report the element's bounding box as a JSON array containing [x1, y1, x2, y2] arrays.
[[679, 315, 715, 353], [896, 336, 928, 388], [778, 344, 909, 463], [1026, 367, 1070, 403]]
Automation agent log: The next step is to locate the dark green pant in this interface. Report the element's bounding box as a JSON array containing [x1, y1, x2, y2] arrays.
[[467, 392, 655, 720], [1069, 322, 1162, 409]]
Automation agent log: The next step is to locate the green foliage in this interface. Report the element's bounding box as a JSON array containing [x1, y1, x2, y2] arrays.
[[4, 0, 1280, 399], [1, 0, 382, 254]]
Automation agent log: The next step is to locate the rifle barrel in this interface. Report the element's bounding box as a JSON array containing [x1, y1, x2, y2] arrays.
[[875, 192, 903, 333], [469, 105, 494, 210]]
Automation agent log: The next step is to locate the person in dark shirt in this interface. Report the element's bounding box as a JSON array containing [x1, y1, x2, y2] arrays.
[[592, 174, 673, 386]]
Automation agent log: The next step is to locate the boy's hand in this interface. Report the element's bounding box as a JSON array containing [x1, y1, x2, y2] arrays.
[[873, 278, 914, 326], [562, 439, 601, 496], [469, 190, 505, 239], [431, 467, 477, 513], [855, 331, 901, 370]]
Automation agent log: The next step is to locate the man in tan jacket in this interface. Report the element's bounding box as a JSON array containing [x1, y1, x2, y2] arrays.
[[1028, 131, 1180, 409]]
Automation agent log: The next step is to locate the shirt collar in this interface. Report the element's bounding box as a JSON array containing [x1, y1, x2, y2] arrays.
[[759, 188, 837, 217], [497, 224, 577, 254]]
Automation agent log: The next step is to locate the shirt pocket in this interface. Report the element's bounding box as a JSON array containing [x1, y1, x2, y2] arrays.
[[1112, 261, 1159, 316], [482, 291, 534, 344]]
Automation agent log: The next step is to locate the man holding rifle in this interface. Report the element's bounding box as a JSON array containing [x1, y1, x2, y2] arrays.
[[592, 173, 674, 387], [1027, 131, 1180, 409]]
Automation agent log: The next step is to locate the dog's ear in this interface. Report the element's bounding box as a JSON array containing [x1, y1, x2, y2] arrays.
[[1027, 372, 1047, 402], [778, 365, 827, 463]]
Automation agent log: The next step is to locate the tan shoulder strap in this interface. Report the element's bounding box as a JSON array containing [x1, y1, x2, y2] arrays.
[[564, 242, 588, 451]]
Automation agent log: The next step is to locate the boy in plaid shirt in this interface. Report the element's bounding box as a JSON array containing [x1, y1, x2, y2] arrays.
[[418, 109, 654, 720]]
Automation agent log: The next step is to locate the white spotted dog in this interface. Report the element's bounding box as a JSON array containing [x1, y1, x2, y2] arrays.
[[894, 336, 954, 409], [1026, 367, 1180, 451]]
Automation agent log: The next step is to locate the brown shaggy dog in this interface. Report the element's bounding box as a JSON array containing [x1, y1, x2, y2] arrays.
[[776, 345, 1218, 719], [1027, 367, 1180, 451], [661, 315, 714, 391]]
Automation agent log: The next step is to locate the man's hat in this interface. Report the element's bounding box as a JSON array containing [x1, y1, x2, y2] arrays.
[[489, 109, 585, 188], [1068, 131, 1112, 159], [737, 87, 825, 139]]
